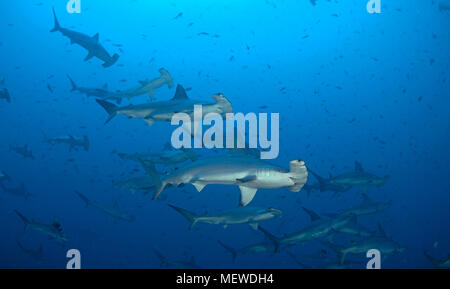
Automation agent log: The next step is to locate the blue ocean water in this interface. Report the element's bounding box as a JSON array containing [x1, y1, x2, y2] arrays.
[[0, 0, 449, 269]]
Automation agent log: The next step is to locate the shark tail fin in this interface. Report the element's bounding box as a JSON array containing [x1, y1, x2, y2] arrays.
[[258, 226, 281, 253], [138, 159, 167, 199], [288, 160, 308, 192], [102, 54, 120, 68], [168, 204, 198, 230], [321, 241, 346, 264], [67, 75, 77, 91], [138, 159, 163, 196], [423, 251, 439, 268], [152, 249, 167, 267], [307, 169, 326, 184], [96, 99, 118, 124], [75, 191, 90, 207], [218, 241, 237, 263], [1, 88, 11, 103], [286, 252, 312, 269], [14, 210, 30, 230], [50, 7, 61, 32]]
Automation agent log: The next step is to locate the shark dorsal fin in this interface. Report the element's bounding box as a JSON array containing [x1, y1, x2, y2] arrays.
[[53, 220, 63, 233], [92, 33, 99, 42], [171, 85, 189, 100], [103, 83, 108, 89], [138, 80, 147, 86], [328, 172, 333, 179], [355, 161, 364, 172], [302, 207, 321, 222], [361, 193, 372, 205], [378, 223, 387, 238]]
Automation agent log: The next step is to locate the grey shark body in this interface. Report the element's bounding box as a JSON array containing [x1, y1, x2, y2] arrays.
[[119, 148, 197, 168], [326, 161, 389, 193], [75, 191, 135, 222], [17, 241, 44, 262], [270, 208, 371, 247], [0, 182, 32, 199], [150, 155, 308, 206], [218, 208, 372, 261], [9, 145, 35, 160], [51, 8, 119, 68], [14, 210, 68, 243], [169, 204, 282, 230], [44, 134, 90, 152], [67, 75, 121, 103], [424, 251, 450, 268], [153, 249, 201, 269], [114, 176, 155, 195], [105, 68, 173, 101], [326, 194, 391, 218], [97, 84, 233, 126], [324, 224, 405, 264], [305, 169, 353, 195]]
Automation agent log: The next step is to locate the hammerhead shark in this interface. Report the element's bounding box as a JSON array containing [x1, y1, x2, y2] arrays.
[[104, 68, 174, 101], [50, 8, 119, 68]]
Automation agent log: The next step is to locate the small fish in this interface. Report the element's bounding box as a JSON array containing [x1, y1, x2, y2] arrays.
[[173, 12, 183, 20]]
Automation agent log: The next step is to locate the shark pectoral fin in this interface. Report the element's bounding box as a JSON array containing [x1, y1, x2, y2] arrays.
[[84, 52, 94, 61], [239, 186, 257, 207], [249, 223, 259, 230], [144, 117, 155, 126], [192, 183, 206, 192], [236, 175, 257, 184], [148, 90, 155, 101]]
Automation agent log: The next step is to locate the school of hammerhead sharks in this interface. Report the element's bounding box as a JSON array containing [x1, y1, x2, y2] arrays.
[[1, 7, 448, 269]]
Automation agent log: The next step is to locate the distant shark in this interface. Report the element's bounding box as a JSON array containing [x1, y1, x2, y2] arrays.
[[424, 251, 450, 268], [0, 182, 32, 199], [304, 169, 352, 196], [50, 8, 119, 68], [17, 241, 44, 262], [153, 249, 201, 269], [104, 68, 174, 101], [308, 162, 388, 194], [0, 78, 11, 103], [169, 204, 282, 230], [147, 155, 308, 206], [67, 75, 122, 103], [14, 210, 69, 243], [96, 84, 233, 126], [324, 193, 391, 218], [9, 144, 35, 160], [75, 191, 135, 223], [114, 176, 155, 195], [44, 134, 90, 152], [257, 207, 373, 252], [118, 148, 197, 169], [323, 223, 405, 264]]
